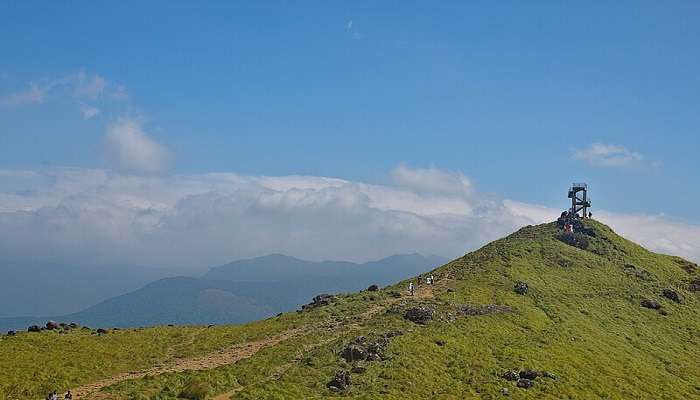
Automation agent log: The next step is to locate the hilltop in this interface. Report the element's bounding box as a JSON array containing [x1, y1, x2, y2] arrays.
[[1, 220, 698, 399]]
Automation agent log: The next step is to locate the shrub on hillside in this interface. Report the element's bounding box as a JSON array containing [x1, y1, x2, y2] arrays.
[[178, 380, 211, 400]]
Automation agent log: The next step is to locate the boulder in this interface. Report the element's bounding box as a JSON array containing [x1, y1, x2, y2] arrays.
[[27, 325, 41, 333], [366, 339, 387, 360], [641, 299, 661, 310], [519, 369, 539, 380], [341, 344, 367, 362], [45, 320, 58, 330], [661, 289, 682, 303], [7, 330, 16, 336], [514, 281, 528, 295], [404, 306, 435, 324], [558, 232, 589, 250], [96, 328, 109, 334], [327, 370, 351, 391], [502, 370, 519, 381], [435, 339, 446, 346], [517, 378, 534, 389], [302, 294, 337, 310], [367, 284, 380, 292]]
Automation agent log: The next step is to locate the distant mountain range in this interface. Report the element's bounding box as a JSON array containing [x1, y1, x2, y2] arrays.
[[0, 254, 447, 331], [0, 261, 190, 317]]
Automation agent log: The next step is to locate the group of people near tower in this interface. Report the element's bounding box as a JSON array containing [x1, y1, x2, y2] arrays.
[[557, 209, 592, 233]]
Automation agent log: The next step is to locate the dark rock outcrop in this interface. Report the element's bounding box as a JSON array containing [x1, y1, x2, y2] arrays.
[[502, 370, 519, 381], [367, 284, 380, 292], [27, 325, 41, 333], [640, 299, 661, 310], [661, 289, 682, 303], [558, 232, 589, 250], [341, 344, 367, 362], [404, 306, 435, 324], [6, 330, 16, 336], [45, 320, 58, 330], [519, 369, 539, 380], [341, 336, 389, 362], [96, 328, 109, 334], [514, 281, 529, 295], [517, 378, 534, 389], [327, 370, 351, 391], [302, 294, 337, 310]]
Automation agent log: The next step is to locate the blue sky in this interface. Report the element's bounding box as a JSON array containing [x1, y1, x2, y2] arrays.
[[1, 2, 699, 266]]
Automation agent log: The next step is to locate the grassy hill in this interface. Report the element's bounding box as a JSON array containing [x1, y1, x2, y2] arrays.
[[1, 220, 699, 399]]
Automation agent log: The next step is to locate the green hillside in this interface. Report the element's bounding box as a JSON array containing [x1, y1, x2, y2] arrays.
[[2, 220, 699, 400]]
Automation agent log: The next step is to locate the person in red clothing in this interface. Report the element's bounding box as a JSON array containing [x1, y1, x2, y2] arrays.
[[564, 222, 573, 233]]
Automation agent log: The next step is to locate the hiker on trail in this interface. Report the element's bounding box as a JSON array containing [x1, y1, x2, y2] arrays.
[[64, 390, 73, 400], [429, 275, 435, 285], [47, 391, 58, 400], [409, 282, 415, 296], [588, 211, 593, 218], [564, 222, 573, 233]]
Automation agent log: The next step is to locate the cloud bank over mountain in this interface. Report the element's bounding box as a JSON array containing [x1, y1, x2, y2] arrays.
[[0, 166, 698, 267]]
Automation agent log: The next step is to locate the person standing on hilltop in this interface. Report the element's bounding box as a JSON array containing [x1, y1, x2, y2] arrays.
[[409, 282, 415, 296]]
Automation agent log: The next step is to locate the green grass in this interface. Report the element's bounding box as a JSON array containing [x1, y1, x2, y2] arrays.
[[2, 220, 699, 399]]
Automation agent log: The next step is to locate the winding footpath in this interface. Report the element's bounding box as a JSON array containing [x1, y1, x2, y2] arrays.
[[73, 327, 307, 399], [73, 284, 440, 399]]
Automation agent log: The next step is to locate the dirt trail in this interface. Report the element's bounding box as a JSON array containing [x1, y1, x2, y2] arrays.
[[76, 284, 441, 400], [212, 285, 439, 400], [73, 327, 306, 399]]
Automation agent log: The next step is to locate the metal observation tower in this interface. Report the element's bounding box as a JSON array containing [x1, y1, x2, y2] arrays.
[[568, 183, 591, 218]]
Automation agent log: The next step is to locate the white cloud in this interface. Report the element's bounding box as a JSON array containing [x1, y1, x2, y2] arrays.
[[0, 82, 45, 105], [0, 166, 697, 268], [72, 71, 107, 99], [572, 143, 644, 167], [0, 71, 127, 112], [79, 103, 100, 119], [104, 118, 169, 173], [391, 165, 472, 195]]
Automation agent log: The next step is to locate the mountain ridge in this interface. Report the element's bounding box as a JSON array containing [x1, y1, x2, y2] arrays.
[[2, 220, 698, 399], [0, 253, 447, 331]]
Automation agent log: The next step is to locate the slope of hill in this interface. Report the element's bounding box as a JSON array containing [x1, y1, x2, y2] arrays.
[[0, 254, 446, 331], [1, 220, 698, 399]]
